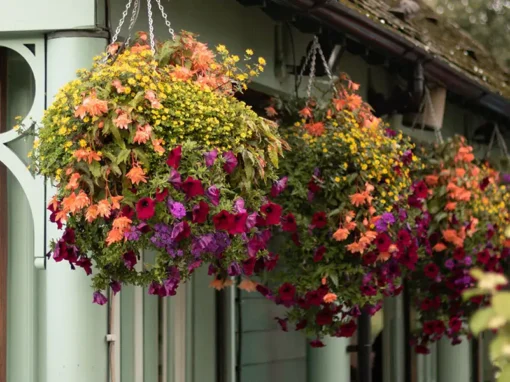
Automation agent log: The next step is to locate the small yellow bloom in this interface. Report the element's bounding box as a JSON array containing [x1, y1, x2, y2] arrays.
[[246, 49, 254, 56], [79, 139, 87, 148], [258, 57, 266, 65]]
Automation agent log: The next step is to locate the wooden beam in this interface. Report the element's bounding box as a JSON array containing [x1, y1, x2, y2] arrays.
[[0, 46, 9, 382]]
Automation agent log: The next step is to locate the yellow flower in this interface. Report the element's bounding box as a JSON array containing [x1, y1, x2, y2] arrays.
[[258, 57, 266, 65], [246, 49, 254, 56], [334, 177, 340, 183], [79, 139, 87, 148], [216, 45, 227, 53]]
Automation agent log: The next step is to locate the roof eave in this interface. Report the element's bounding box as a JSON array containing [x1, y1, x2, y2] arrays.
[[271, 0, 510, 120]]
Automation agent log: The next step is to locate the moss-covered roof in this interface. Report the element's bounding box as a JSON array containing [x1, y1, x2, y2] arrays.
[[338, 0, 510, 99]]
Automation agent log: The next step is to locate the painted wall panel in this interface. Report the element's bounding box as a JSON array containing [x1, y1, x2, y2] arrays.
[[0, 0, 96, 32], [241, 359, 306, 382], [240, 330, 306, 366]]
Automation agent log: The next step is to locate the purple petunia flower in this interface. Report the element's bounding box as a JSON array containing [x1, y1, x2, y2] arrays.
[[93, 291, 108, 305], [271, 176, 288, 198], [168, 200, 187, 219], [375, 212, 395, 232], [234, 198, 247, 214], [169, 168, 182, 188], [110, 281, 122, 295], [204, 149, 218, 167], [228, 262, 242, 276], [206, 186, 220, 206], [445, 259, 455, 269], [245, 212, 258, 230], [223, 151, 238, 174], [124, 226, 142, 241]]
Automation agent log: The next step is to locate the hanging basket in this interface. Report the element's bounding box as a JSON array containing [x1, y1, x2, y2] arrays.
[[406, 136, 510, 353], [22, 31, 286, 303], [252, 64, 422, 345]]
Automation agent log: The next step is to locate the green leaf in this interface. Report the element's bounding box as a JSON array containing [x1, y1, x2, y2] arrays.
[[490, 334, 510, 362], [346, 173, 358, 184], [133, 148, 150, 170], [129, 91, 145, 109], [109, 163, 122, 176], [89, 161, 102, 178], [117, 149, 131, 165], [497, 364, 510, 382], [329, 274, 339, 287], [493, 292, 510, 320], [268, 146, 279, 169], [434, 212, 448, 223], [470, 307, 496, 335], [462, 288, 486, 301]]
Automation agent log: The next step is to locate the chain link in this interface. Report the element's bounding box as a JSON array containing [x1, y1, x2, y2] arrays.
[[155, 0, 175, 40], [147, 0, 156, 53], [125, 0, 141, 46], [424, 87, 444, 144], [298, 36, 317, 86], [316, 41, 337, 95], [111, 0, 134, 45], [306, 40, 318, 100]]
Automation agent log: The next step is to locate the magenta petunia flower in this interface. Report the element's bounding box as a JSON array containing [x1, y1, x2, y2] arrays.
[[229, 213, 248, 234], [171, 221, 191, 242], [155, 187, 169, 202], [375, 233, 391, 252], [136, 197, 155, 220], [213, 210, 235, 231], [75, 256, 92, 275], [278, 282, 296, 302], [310, 339, 325, 348], [234, 198, 246, 213], [281, 213, 297, 232], [275, 317, 288, 332], [192, 201, 210, 224], [311, 211, 327, 229], [166, 146, 182, 169], [313, 246, 326, 262], [123, 251, 138, 270], [181, 176, 205, 199], [260, 202, 283, 225]]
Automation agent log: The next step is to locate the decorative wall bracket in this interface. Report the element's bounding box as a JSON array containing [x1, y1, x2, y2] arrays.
[[0, 38, 46, 269]]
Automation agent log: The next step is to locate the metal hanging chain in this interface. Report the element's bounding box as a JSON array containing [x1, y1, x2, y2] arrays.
[[487, 124, 509, 159], [306, 41, 318, 100], [146, 0, 156, 53], [111, 0, 134, 46], [316, 40, 338, 95], [424, 87, 444, 145], [297, 37, 318, 91], [155, 0, 175, 40], [125, 0, 141, 47]]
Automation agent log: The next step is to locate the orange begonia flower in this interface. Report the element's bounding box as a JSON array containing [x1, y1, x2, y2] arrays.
[[144, 90, 162, 109], [152, 138, 165, 154], [346, 241, 366, 254], [238, 279, 258, 293], [110, 195, 123, 210], [333, 228, 349, 241], [332, 98, 346, 111], [445, 202, 457, 211], [126, 166, 147, 185], [133, 124, 152, 144], [65, 172, 81, 191], [85, 205, 99, 223], [74, 92, 108, 119], [345, 94, 363, 111], [97, 199, 112, 218], [299, 107, 313, 119], [106, 228, 124, 246], [442, 229, 464, 248], [48, 195, 59, 211], [112, 216, 132, 231], [350, 193, 366, 207], [209, 278, 233, 291], [323, 293, 338, 303], [425, 175, 439, 186], [73, 149, 102, 164], [433, 243, 447, 252], [113, 112, 132, 130], [377, 252, 391, 262], [304, 122, 325, 137], [265, 106, 278, 117], [455, 168, 466, 178]]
